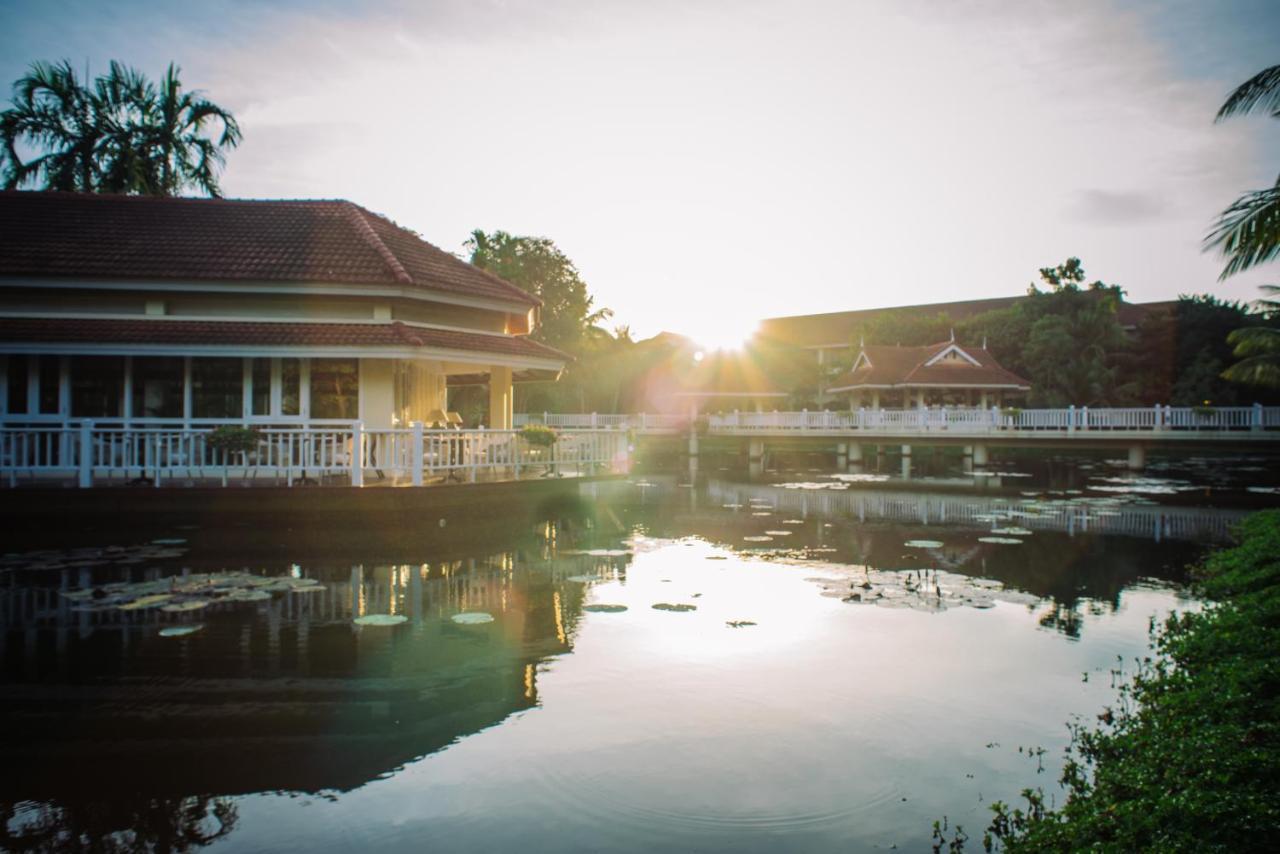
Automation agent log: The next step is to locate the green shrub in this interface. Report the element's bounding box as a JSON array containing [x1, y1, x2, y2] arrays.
[[205, 425, 261, 454], [519, 425, 557, 448]]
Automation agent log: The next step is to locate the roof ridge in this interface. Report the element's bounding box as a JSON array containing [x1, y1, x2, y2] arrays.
[[342, 204, 413, 285]]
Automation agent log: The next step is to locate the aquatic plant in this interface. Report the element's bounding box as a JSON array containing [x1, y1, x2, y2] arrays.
[[353, 614, 408, 627], [451, 612, 495, 624]]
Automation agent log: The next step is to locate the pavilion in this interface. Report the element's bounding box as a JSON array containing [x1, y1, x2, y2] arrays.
[[826, 339, 1031, 408]]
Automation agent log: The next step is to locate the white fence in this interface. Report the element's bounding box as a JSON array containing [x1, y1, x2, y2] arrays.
[[515, 412, 687, 432], [0, 423, 630, 488], [707, 405, 1280, 435]]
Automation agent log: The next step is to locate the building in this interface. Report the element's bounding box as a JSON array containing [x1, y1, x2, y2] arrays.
[[0, 192, 568, 431], [826, 339, 1031, 408]]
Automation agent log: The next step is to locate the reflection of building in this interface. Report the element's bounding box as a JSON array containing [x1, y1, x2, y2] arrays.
[[827, 340, 1031, 408], [0, 193, 567, 430], [0, 557, 586, 802]]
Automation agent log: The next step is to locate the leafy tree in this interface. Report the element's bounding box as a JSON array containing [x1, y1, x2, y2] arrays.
[[1223, 285, 1280, 387], [0, 60, 240, 196]]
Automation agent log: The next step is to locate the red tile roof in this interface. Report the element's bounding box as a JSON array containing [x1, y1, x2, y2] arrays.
[[0, 317, 567, 362], [828, 342, 1030, 390], [0, 192, 538, 307]]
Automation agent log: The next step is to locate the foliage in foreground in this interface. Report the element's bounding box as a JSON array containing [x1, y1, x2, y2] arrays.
[[966, 511, 1280, 852]]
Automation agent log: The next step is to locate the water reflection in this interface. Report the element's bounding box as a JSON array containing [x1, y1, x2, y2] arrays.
[[0, 475, 1252, 851]]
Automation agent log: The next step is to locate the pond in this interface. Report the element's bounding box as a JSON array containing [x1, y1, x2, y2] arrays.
[[0, 465, 1262, 852]]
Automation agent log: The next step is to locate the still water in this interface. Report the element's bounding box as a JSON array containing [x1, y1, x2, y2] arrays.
[[0, 465, 1264, 852]]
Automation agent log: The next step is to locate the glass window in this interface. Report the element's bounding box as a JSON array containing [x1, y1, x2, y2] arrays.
[[7, 355, 29, 414], [251, 358, 271, 416], [281, 359, 301, 416], [191, 358, 243, 419], [131, 357, 184, 419], [38, 356, 61, 414], [70, 357, 125, 418], [310, 358, 359, 419]]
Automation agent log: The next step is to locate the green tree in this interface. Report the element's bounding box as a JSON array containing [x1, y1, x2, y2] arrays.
[[1223, 285, 1280, 387], [0, 60, 240, 196]]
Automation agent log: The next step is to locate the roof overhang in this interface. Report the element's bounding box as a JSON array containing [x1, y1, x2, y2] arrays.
[[827, 381, 1030, 393]]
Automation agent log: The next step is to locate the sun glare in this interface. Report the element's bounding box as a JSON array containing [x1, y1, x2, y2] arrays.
[[690, 320, 760, 353]]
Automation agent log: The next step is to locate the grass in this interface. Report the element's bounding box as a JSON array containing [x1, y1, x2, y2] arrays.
[[938, 510, 1280, 852]]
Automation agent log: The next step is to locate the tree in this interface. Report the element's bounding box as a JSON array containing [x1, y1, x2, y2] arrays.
[[1223, 285, 1280, 387], [0, 60, 240, 196]]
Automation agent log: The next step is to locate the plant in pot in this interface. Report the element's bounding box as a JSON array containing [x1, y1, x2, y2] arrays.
[[519, 424, 558, 475], [206, 426, 261, 485]]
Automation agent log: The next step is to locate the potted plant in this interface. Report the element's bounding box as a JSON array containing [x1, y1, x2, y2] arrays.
[[519, 424, 558, 476], [206, 426, 261, 485]]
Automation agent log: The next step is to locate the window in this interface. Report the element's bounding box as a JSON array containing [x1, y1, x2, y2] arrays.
[[38, 356, 61, 414], [132, 358, 184, 419], [310, 358, 358, 419], [251, 358, 271, 416], [191, 358, 243, 419], [70, 357, 125, 418], [281, 359, 301, 416], [7, 355, 29, 414]]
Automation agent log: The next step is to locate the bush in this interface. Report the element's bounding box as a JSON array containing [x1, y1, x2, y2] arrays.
[[205, 425, 260, 454], [973, 510, 1280, 852], [519, 425, 557, 447]]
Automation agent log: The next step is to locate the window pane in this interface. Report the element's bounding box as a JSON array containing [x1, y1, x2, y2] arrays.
[[251, 358, 271, 416], [132, 357, 184, 419], [281, 359, 301, 416], [70, 357, 125, 418], [191, 358, 243, 419], [310, 358, 359, 419], [38, 356, 61, 414], [7, 355, 29, 414]]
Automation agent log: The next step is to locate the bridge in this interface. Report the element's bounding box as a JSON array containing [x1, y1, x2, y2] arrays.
[[519, 405, 1280, 470]]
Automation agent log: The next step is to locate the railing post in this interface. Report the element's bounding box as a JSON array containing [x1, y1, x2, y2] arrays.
[[991, 405, 1000, 430], [350, 422, 364, 487], [857, 407, 865, 430], [1154, 403, 1163, 431], [78, 420, 93, 488], [1254, 402, 1264, 432], [471, 427, 481, 482], [1068, 405, 1075, 433], [591, 411, 598, 428], [411, 421, 424, 486], [1081, 406, 1089, 431]]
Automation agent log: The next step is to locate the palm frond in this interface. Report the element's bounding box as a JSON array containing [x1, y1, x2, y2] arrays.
[[1216, 64, 1280, 122], [1205, 185, 1280, 279]]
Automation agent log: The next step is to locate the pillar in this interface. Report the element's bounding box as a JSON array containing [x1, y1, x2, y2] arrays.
[[972, 443, 988, 467], [979, 390, 989, 408], [848, 442, 863, 472], [488, 365, 513, 430], [836, 442, 848, 469], [748, 438, 765, 479], [1127, 445, 1145, 471], [901, 444, 912, 480], [962, 445, 974, 473], [358, 359, 396, 430], [871, 389, 880, 409]]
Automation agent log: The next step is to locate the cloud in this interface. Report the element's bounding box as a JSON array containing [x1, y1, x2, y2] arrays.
[[1068, 190, 1167, 224]]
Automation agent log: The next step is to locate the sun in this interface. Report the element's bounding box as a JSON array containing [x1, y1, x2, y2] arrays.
[[689, 319, 760, 352]]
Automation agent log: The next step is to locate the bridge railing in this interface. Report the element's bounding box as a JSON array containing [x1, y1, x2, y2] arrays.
[[0, 423, 630, 488], [515, 412, 686, 432], [706, 405, 1279, 434]]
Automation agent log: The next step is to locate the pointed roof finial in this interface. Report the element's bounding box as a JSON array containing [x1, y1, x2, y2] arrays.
[[859, 334, 865, 348], [982, 335, 988, 350], [949, 327, 955, 342]]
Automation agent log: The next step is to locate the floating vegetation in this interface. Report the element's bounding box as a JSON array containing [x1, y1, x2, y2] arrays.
[[354, 614, 408, 627], [562, 549, 631, 556], [780, 481, 853, 490], [565, 574, 602, 583], [151, 538, 188, 545], [827, 473, 891, 483], [722, 503, 743, 509], [584, 604, 628, 613], [60, 571, 329, 613], [1089, 476, 1197, 495], [782, 519, 805, 524], [904, 540, 945, 549], [979, 536, 1024, 545], [764, 530, 793, 536], [705, 555, 729, 560], [726, 620, 757, 628], [991, 527, 1033, 536], [1, 541, 191, 574], [751, 511, 773, 516], [743, 535, 774, 542], [652, 603, 697, 612], [451, 612, 495, 625], [1247, 486, 1280, 495], [810, 566, 1037, 612], [158, 625, 203, 638]]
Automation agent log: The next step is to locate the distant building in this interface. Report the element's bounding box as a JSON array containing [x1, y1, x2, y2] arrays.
[[827, 339, 1031, 408], [0, 192, 567, 430]]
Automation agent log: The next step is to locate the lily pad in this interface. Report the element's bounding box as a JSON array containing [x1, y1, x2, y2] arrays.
[[705, 555, 728, 560], [161, 600, 210, 612], [764, 530, 793, 536], [118, 594, 172, 611], [159, 625, 203, 638], [725, 620, 757, 628], [451, 612, 495, 625], [743, 535, 773, 542], [565, 574, 601, 583], [904, 540, 945, 549], [991, 527, 1033, 536], [290, 584, 325, 594], [652, 603, 697, 612], [978, 536, 1024, 545], [584, 604, 628, 613], [150, 538, 188, 545], [225, 589, 271, 602], [354, 614, 408, 626]]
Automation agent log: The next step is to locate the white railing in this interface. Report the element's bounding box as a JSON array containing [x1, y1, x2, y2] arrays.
[[0, 423, 630, 488], [515, 412, 687, 432], [707, 405, 1280, 436]]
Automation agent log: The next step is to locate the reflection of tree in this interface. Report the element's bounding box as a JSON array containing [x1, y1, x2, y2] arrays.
[[1037, 602, 1084, 639], [0, 797, 238, 853]]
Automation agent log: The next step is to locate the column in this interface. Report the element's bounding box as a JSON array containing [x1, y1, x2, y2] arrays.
[[358, 358, 395, 430], [1127, 445, 1145, 471], [900, 444, 912, 480], [972, 443, 988, 467], [488, 365, 513, 430]]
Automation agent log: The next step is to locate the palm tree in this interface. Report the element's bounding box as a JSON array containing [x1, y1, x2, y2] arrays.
[[1206, 64, 1280, 279], [0, 60, 240, 196], [1223, 285, 1280, 386], [0, 60, 103, 191], [137, 63, 241, 196]]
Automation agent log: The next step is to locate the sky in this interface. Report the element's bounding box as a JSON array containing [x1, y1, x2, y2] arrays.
[[2, 0, 1278, 348]]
